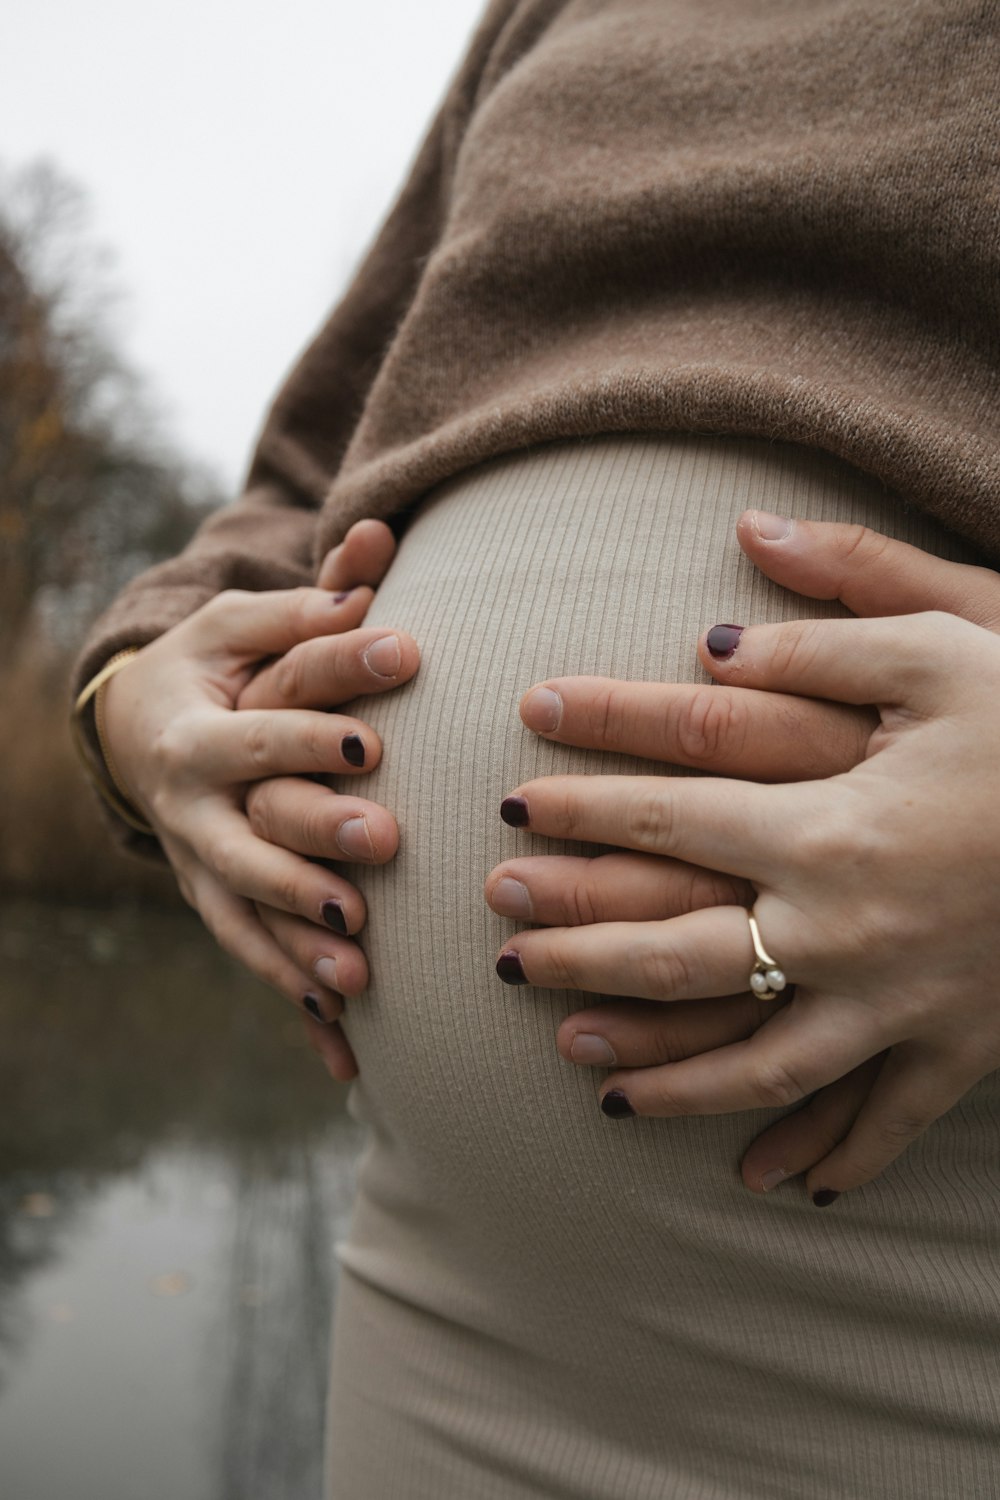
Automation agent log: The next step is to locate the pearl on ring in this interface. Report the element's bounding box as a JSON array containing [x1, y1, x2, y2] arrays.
[[750, 966, 787, 996], [746, 909, 788, 1002]]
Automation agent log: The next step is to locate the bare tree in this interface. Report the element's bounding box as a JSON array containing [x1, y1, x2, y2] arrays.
[[0, 160, 221, 646]]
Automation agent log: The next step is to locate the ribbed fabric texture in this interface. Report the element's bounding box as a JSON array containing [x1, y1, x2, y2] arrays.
[[320, 435, 999, 1500]]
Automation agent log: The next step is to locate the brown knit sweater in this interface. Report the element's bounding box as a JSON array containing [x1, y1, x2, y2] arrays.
[[74, 0, 1000, 847]]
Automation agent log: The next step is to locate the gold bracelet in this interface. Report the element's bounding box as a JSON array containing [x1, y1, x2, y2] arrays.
[[70, 648, 157, 837]]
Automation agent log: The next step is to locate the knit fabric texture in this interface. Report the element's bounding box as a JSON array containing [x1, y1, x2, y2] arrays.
[[72, 0, 1000, 853]]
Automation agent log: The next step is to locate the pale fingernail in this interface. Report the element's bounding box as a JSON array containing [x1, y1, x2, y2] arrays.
[[492, 877, 532, 917], [521, 687, 562, 733], [753, 510, 792, 541], [570, 1033, 616, 1065], [760, 1167, 789, 1191], [364, 635, 401, 677], [314, 956, 338, 989], [337, 816, 374, 859]]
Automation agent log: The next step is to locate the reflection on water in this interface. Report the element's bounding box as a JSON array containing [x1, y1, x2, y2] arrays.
[[0, 900, 364, 1500]]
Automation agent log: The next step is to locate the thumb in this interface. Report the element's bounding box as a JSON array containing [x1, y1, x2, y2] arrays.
[[736, 511, 1000, 629]]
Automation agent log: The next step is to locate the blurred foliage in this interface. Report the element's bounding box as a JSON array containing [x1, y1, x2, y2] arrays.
[[0, 159, 221, 645], [0, 635, 181, 902], [0, 160, 224, 899]]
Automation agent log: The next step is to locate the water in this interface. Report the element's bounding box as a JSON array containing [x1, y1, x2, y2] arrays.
[[0, 900, 365, 1500]]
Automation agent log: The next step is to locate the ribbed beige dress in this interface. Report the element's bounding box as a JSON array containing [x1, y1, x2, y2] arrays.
[[324, 434, 1000, 1500]]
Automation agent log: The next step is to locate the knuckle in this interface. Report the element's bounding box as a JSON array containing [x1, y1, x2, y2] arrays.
[[542, 940, 581, 990], [838, 523, 893, 572], [871, 1113, 929, 1152], [242, 715, 273, 771], [299, 717, 331, 770], [769, 619, 827, 681], [589, 685, 631, 746], [273, 869, 303, 915], [208, 836, 241, 889], [672, 688, 748, 766], [153, 719, 191, 781], [791, 802, 879, 873], [202, 588, 248, 624], [623, 786, 677, 853], [644, 1020, 696, 1066], [646, 1074, 697, 1117], [244, 781, 275, 840], [299, 795, 335, 855], [751, 1056, 810, 1110], [626, 935, 693, 999], [566, 876, 602, 926], [549, 784, 588, 840]]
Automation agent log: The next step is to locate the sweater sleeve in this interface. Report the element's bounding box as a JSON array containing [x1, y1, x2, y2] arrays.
[[70, 0, 520, 859]]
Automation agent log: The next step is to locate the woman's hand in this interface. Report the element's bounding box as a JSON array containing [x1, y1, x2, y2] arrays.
[[234, 519, 405, 1079], [101, 519, 414, 1081], [487, 514, 1000, 1201]]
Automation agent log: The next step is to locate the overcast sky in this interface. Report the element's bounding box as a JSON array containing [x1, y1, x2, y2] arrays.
[[2, 0, 483, 492]]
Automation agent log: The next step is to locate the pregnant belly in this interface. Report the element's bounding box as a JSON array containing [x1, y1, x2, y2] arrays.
[[331, 432, 986, 1278], [323, 436, 999, 1499]]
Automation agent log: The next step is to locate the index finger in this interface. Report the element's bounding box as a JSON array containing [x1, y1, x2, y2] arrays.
[[238, 626, 420, 710], [193, 586, 369, 659], [518, 677, 874, 780]]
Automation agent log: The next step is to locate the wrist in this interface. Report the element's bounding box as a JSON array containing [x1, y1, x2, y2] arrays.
[[71, 648, 156, 836]]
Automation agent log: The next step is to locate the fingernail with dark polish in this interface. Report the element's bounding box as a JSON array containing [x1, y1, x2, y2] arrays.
[[333, 590, 352, 604], [812, 1188, 840, 1208], [303, 993, 332, 1024], [496, 950, 528, 985], [321, 898, 349, 935], [342, 733, 365, 767], [600, 1089, 636, 1119], [500, 796, 530, 828], [706, 624, 745, 660]]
